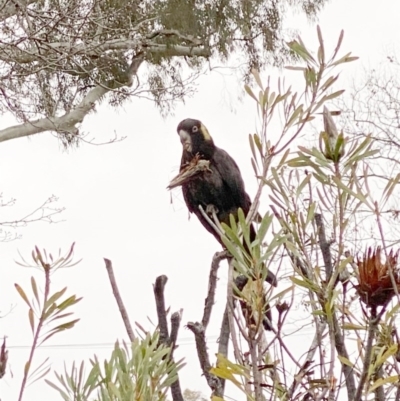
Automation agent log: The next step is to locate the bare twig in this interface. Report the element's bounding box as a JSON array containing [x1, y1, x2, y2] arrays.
[[103, 258, 135, 342], [287, 321, 327, 399]]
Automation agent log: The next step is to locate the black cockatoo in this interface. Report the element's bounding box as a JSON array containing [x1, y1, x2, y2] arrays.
[[176, 118, 276, 329]]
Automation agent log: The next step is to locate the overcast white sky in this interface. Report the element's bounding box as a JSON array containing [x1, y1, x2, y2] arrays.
[[1, 0, 399, 400]]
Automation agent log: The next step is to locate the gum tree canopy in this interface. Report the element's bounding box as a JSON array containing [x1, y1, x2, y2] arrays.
[[0, 0, 327, 146]]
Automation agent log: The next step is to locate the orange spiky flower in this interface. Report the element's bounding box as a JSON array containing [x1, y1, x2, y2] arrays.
[[356, 247, 400, 308]]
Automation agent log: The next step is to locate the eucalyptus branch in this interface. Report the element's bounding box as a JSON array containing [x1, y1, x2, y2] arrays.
[[0, 55, 144, 143]]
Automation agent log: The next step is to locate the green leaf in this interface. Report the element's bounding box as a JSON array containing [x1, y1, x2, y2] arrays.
[[296, 174, 311, 197], [251, 69, 263, 89], [331, 52, 359, 66], [284, 66, 306, 71], [287, 105, 304, 128], [305, 202, 316, 226], [331, 29, 344, 60], [316, 25, 325, 65], [45, 379, 70, 400], [337, 355, 354, 368], [287, 40, 315, 63], [253, 133, 262, 155], [323, 89, 345, 101], [15, 284, 32, 308], [257, 213, 273, 243], [342, 323, 366, 330], [221, 234, 244, 262], [44, 288, 67, 311], [249, 134, 258, 166], [31, 276, 40, 307], [57, 295, 82, 311], [30, 367, 51, 385], [369, 375, 399, 393], [29, 308, 35, 334], [244, 85, 258, 102], [320, 75, 339, 93], [237, 208, 250, 249]]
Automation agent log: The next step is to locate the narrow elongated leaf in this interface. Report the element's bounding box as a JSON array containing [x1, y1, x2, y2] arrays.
[[251, 69, 263, 89], [244, 85, 258, 102], [285, 66, 306, 71], [57, 295, 82, 311], [29, 308, 35, 334], [45, 380, 70, 400], [381, 173, 400, 205], [15, 284, 32, 308], [331, 29, 344, 60], [31, 276, 40, 308], [287, 105, 304, 128], [369, 376, 399, 393], [323, 89, 345, 101], [337, 355, 354, 368], [44, 288, 67, 311]]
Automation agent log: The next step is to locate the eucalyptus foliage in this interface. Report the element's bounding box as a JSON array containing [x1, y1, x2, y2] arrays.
[[0, 0, 328, 145]]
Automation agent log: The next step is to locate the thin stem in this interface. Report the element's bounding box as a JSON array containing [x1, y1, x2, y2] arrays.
[[353, 309, 379, 401], [18, 265, 51, 401], [249, 335, 263, 401]]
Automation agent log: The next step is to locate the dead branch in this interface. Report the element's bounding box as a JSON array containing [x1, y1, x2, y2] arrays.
[[153, 275, 170, 346], [153, 275, 184, 401], [202, 251, 229, 329], [186, 322, 224, 398], [103, 259, 135, 342], [170, 310, 182, 358]]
